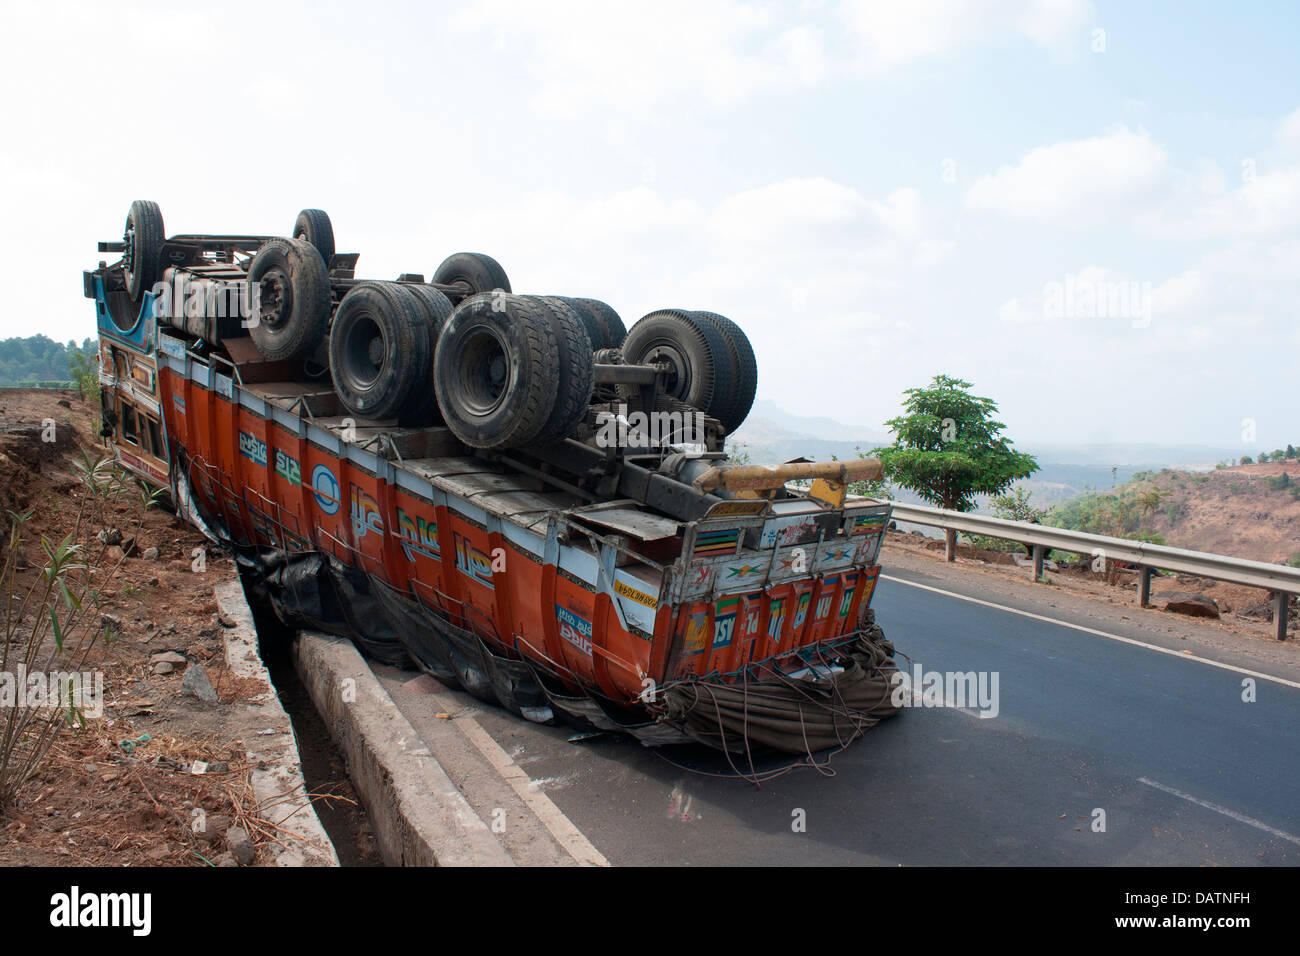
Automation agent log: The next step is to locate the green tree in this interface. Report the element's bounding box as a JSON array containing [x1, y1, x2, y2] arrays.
[[871, 375, 1038, 560], [1137, 486, 1170, 534]]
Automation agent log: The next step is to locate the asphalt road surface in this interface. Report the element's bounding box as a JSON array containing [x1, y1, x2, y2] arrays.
[[376, 563, 1300, 866]]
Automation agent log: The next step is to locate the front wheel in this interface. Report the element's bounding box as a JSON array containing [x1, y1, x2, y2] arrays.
[[246, 238, 331, 361], [123, 200, 165, 301]]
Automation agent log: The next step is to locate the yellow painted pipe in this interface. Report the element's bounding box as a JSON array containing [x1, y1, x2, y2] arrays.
[[692, 458, 884, 494]]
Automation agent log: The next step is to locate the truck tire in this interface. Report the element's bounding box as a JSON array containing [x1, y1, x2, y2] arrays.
[[432, 253, 511, 299], [547, 297, 605, 352], [619, 309, 734, 421], [329, 281, 424, 420], [575, 297, 627, 349], [123, 200, 165, 301], [529, 297, 594, 441], [247, 237, 331, 361], [293, 208, 335, 264], [434, 294, 558, 449], [399, 284, 454, 426], [373, 283, 434, 425], [692, 311, 756, 433]]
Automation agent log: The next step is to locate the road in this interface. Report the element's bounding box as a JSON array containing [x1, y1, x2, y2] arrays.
[[372, 561, 1300, 866]]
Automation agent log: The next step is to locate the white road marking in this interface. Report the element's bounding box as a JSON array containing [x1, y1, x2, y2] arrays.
[[880, 574, 1300, 691], [1138, 777, 1300, 846], [454, 716, 610, 867]]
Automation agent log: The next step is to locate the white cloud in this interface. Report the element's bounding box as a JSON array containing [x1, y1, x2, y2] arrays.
[[451, 0, 823, 116], [1138, 165, 1300, 238], [1276, 106, 1300, 151], [452, 0, 1092, 115], [838, 0, 1092, 70], [966, 126, 1167, 222]]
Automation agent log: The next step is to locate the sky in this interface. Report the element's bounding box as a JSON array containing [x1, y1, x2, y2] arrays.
[[1, 0, 1297, 450]]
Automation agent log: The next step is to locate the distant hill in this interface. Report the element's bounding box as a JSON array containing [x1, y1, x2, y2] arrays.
[[1047, 460, 1300, 566], [728, 398, 1300, 522], [728, 401, 1194, 509], [0, 335, 95, 385]]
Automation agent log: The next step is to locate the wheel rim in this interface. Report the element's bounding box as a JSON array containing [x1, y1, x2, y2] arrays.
[[456, 326, 510, 416], [341, 313, 387, 389], [642, 341, 689, 398], [122, 215, 137, 279], [257, 270, 292, 330]]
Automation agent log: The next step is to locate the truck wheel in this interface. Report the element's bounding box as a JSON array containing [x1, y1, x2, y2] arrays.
[[329, 281, 424, 419], [435, 294, 558, 449], [547, 297, 605, 351], [123, 200, 165, 301], [620, 309, 734, 420], [692, 311, 756, 433], [247, 237, 331, 361], [575, 297, 627, 349], [293, 209, 335, 264], [432, 253, 511, 300], [530, 298, 594, 441], [398, 284, 454, 426]]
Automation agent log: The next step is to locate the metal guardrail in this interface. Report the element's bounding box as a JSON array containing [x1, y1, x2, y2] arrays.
[[886, 502, 1298, 640]]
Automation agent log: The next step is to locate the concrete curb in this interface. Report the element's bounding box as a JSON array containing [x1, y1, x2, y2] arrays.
[[293, 630, 514, 866], [215, 581, 339, 867]]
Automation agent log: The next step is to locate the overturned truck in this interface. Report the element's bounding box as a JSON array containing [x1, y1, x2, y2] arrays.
[[86, 201, 901, 755]]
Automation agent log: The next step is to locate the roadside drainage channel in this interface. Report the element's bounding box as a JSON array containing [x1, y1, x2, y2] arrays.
[[213, 580, 338, 866], [290, 631, 515, 866], [242, 587, 383, 866]]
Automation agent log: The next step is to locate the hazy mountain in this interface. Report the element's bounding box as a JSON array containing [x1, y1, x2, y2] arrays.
[[728, 401, 1252, 510]]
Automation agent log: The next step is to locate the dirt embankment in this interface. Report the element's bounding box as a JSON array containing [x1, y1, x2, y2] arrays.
[[1136, 460, 1300, 566], [0, 389, 361, 866]]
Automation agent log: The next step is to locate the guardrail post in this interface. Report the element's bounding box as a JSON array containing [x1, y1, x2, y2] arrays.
[[1276, 592, 1290, 641], [1139, 567, 1154, 608], [1032, 545, 1044, 582]]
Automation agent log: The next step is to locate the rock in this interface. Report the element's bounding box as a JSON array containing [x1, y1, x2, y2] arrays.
[[142, 547, 159, 561], [213, 851, 239, 868], [208, 760, 230, 774], [153, 661, 174, 675], [1159, 591, 1220, 618], [1240, 602, 1274, 621], [145, 845, 170, 862], [150, 651, 187, 665], [98, 528, 123, 546], [120, 536, 137, 557], [225, 826, 255, 865], [216, 609, 238, 628], [196, 813, 231, 843], [181, 663, 218, 703], [106, 546, 124, 562]]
